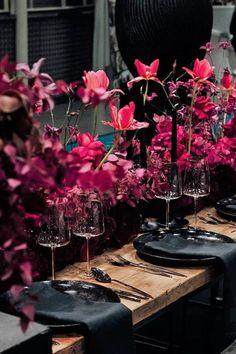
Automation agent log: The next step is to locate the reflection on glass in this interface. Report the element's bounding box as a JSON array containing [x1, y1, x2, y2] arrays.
[[73, 192, 104, 278], [183, 157, 210, 229], [155, 162, 182, 229], [37, 201, 71, 280]]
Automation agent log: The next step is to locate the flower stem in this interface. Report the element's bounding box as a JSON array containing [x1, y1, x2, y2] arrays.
[[92, 106, 98, 137], [187, 84, 198, 154], [161, 84, 175, 110], [50, 110, 55, 127], [96, 144, 115, 170], [143, 81, 149, 106], [222, 91, 229, 137]]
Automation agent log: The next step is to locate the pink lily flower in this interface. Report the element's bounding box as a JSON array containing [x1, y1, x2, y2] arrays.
[[102, 101, 149, 131], [77, 70, 123, 106], [127, 59, 162, 88], [183, 58, 214, 84]]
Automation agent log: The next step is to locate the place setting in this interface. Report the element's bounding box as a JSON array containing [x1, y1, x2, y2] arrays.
[[133, 157, 236, 267]]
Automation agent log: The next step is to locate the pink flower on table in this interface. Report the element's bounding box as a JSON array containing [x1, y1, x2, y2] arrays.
[[218, 41, 231, 50], [102, 102, 149, 131], [200, 42, 215, 54], [183, 58, 214, 84], [43, 124, 63, 141], [223, 116, 236, 138], [16, 58, 53, 85], [71, 132, 105, 166], [193, 96, 218, 120], [32, 77, 57, 112], [0, 55, 16, 74], [221, 68, 232, 90], [77, 70, 123, 106], [127, 59, 162, 88], [190, 133, 212, 156], [153, 114, 172, 133]]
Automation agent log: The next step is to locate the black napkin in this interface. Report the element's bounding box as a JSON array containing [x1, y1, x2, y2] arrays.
[[144, 234, 236, 342], [24, 282, 135, 354]]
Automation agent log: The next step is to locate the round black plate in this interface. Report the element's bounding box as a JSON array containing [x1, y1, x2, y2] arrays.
[[215, 197, 236, 221], [133, 229, 234, 266], [47, 280, 120, 303]]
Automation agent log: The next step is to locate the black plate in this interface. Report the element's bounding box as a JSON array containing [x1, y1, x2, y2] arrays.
[[133, 229, 234, 266], [46, 280, 120, 303], [0, 280, 120, 332], [37, 280, 120, 330], [215, 197, 236, 220]]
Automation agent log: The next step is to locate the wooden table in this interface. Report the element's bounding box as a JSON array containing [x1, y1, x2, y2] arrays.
[[52, 206, 236, 354]]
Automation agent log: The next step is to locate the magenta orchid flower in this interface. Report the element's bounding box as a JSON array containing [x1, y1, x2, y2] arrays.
[[102, 101, 149, 131], [127, 59, 162, 88], [200, 42, 215, 54], [32, 78, 57, 112], [16, 58, 53, 85], [221, 68, 232, 89], [183, 58, 214, 84], [218, 41, 231, 50]]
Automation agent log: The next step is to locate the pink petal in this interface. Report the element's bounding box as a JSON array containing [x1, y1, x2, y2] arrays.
[[31, 58, 45, 76], [150, 59, 160, 75], [127, 77, 142, 88], [134, 59, 146, 76], [21, 303, 35, 322], [19, 261, 32, 285], [10, 285, 24, 301], [8, 178, 21, 190]]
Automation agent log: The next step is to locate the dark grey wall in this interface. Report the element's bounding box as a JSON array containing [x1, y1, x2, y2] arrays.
[[0, 7, 94, 83]]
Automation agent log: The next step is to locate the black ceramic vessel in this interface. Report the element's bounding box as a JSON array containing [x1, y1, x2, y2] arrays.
[[115, 0, 213, 79]]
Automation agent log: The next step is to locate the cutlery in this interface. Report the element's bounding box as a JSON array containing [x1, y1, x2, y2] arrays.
[[111, 289, 143, 302], [90, 267, 153, 299], [116, 255, 186, 278], [104, 255, 172, 278], [198, 216, 217, 225], [199, 215, 236, 232], [207, 214, 236, 227]]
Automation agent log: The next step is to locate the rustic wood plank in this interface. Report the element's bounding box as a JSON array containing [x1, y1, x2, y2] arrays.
[[53, 336, 85, 354]]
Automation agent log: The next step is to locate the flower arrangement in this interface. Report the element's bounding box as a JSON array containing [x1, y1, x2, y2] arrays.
[[1, 39, 236, 329]]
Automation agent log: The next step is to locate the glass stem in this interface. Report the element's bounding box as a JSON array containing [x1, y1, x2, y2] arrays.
[[51, 246, 55, 280], [86, 236, 90, 274], [166, 199, 170, 229], [194, 196, 198, 229]]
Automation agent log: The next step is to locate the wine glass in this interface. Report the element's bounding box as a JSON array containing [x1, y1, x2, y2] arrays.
[[72, 191, 105, 278], [155, 162, 182, 229], [37, 200, 71, 280], [183, 157, 210, 229]]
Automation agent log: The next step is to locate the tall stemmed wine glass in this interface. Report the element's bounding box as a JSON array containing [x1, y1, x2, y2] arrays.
[[155, 162, 182, 229], [183, 157, 210, 229], [37, 200, 71, 280], [73, 191, 105, 278]]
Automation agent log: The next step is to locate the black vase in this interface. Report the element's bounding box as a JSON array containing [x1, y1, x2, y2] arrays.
[[115, 0, 213, 79]]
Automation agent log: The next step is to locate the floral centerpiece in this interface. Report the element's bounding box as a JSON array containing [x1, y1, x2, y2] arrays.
[[1, 39, 236, 329]]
